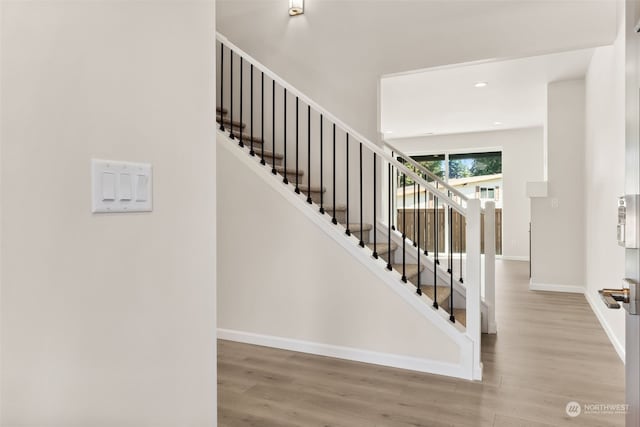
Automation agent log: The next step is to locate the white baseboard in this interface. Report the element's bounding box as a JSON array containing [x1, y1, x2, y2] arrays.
[[217, 328, 470, 380], [529, 280, 584, 294], [584, 292, 625, 362], [497, 255, 529, 262]]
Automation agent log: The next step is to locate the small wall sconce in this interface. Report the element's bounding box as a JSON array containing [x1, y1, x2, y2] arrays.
[[289, 0, 304, 16]]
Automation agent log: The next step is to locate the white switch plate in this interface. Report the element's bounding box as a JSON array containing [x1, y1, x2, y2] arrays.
[[92, 159, 152, 213]]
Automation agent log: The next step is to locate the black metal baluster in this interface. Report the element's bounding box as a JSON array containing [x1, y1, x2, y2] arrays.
[[319, 115, 324, 214], [391, 152, 395, 231], [387, 161, 393, 271], [307, 105, 312, 204], [424, 192, 429, 256], [413, 181, 418, 247], [345, 133, 350, 236], [395, 165, 400, 231], [219, 43, 225, 132], [271, 80, 276, 174], [295, 97, 300, 194], [401, 173, 407, 283], [332, 124, 337, 225], [283, 89, 288, 184], [230, 50, 234, 140], [373, 153, 378, 259], [239, 58, 243, 147], [250, 64, 254, 156], [359, 143, 364, 247], [447, 204, 452, 274], [449, 206, 455, 322], [417, 184, 422, 295], [459, 211, 464, 283], [433, 193, 438, 309], [260, 73, 265, 165]]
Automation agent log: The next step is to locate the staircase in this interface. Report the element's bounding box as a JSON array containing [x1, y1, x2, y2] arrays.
[[215, 32, 495, 380]]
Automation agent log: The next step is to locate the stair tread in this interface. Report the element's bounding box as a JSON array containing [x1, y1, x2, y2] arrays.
[[252, 148, 283, 159], [216, 106, 228, 114], [422, 285, 452, 305], [368, 242, 398, 254], [230, 131, 264, 143], [275, 165, 304, 176], [216, 115, 246, 128], [452, 308, 466, 326], [299, 184, 326, 193], [392, 263, 424, 279], [322, 204, 347, 211], [346, 223, 373, 232]]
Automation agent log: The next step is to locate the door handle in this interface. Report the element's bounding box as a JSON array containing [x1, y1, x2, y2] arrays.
[[598, 289, 627, 309], [598, 280, 639, 314]]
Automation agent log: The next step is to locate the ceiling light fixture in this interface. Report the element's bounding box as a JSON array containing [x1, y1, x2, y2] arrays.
[[474, 81, 488, 88], [493, 121, 503, 126], [289, 0, 304, 16]]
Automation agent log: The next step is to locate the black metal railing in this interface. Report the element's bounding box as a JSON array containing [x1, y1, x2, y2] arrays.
[[216, 39, 470, 326]]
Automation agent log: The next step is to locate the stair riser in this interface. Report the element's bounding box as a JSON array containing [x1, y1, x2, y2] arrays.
[[375, 248, 396, 260], [281, 172, 305, 183], [302, 191, 324, 204], [233, 135, 264, 146], [350, 229, 371, 244], [261, 156, 283, 166], [329, 210, 347, 224], [216, 117, 246, 129]]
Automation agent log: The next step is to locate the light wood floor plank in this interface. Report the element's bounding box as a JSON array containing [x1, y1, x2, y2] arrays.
[[218, 260, 625, 426]]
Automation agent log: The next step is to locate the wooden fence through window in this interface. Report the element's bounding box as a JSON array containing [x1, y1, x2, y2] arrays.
[[396, 208, 503, 255]]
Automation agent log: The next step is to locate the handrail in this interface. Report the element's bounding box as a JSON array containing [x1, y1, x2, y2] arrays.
[[216, 32, 466, 216], [383, 140, 469, 205]]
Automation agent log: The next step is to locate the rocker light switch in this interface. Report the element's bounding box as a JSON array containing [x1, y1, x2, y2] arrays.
[[92, 159, 152, 213], [136, 174, 149, 202], [119, 173, 132, 201], [102, 172, 116, 201]]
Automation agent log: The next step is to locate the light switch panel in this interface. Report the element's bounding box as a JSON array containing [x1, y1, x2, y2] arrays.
[[92, 159, 152, 213]]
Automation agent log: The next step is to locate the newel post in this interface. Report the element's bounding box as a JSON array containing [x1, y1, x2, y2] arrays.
[[466, 199, 483, 380], [484, 201, 497, 334]]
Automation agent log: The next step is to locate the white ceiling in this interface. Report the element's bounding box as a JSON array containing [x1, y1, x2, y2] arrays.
[[218, 0, 616, 141], [380, 48, 595, 138]]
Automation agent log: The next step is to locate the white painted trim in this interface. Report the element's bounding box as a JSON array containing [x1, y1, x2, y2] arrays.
[[218, 130, 477, 380], [498, 255, 529, 262], [529, 280, 585, 294], [216, 32, 465, 215], [218, 328, 472, 380], [584, 291, 625, 362]]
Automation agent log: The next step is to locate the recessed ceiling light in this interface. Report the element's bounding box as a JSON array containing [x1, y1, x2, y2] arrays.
[[474, 81, 488, 88], [493, 121, 503, 126], [384, 130, 394, 134]]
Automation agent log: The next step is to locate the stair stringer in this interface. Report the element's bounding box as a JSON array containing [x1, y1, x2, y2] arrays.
[[217, 130, 479, 380]]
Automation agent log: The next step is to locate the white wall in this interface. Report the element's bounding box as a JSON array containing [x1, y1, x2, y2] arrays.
[[530, 80, 586, 292], [217, 0, 616, 143], [388, 127, 544, 260], [583, 3, 626, 359], [0, 2, 217, 425], [217, 135, 466, 374]]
